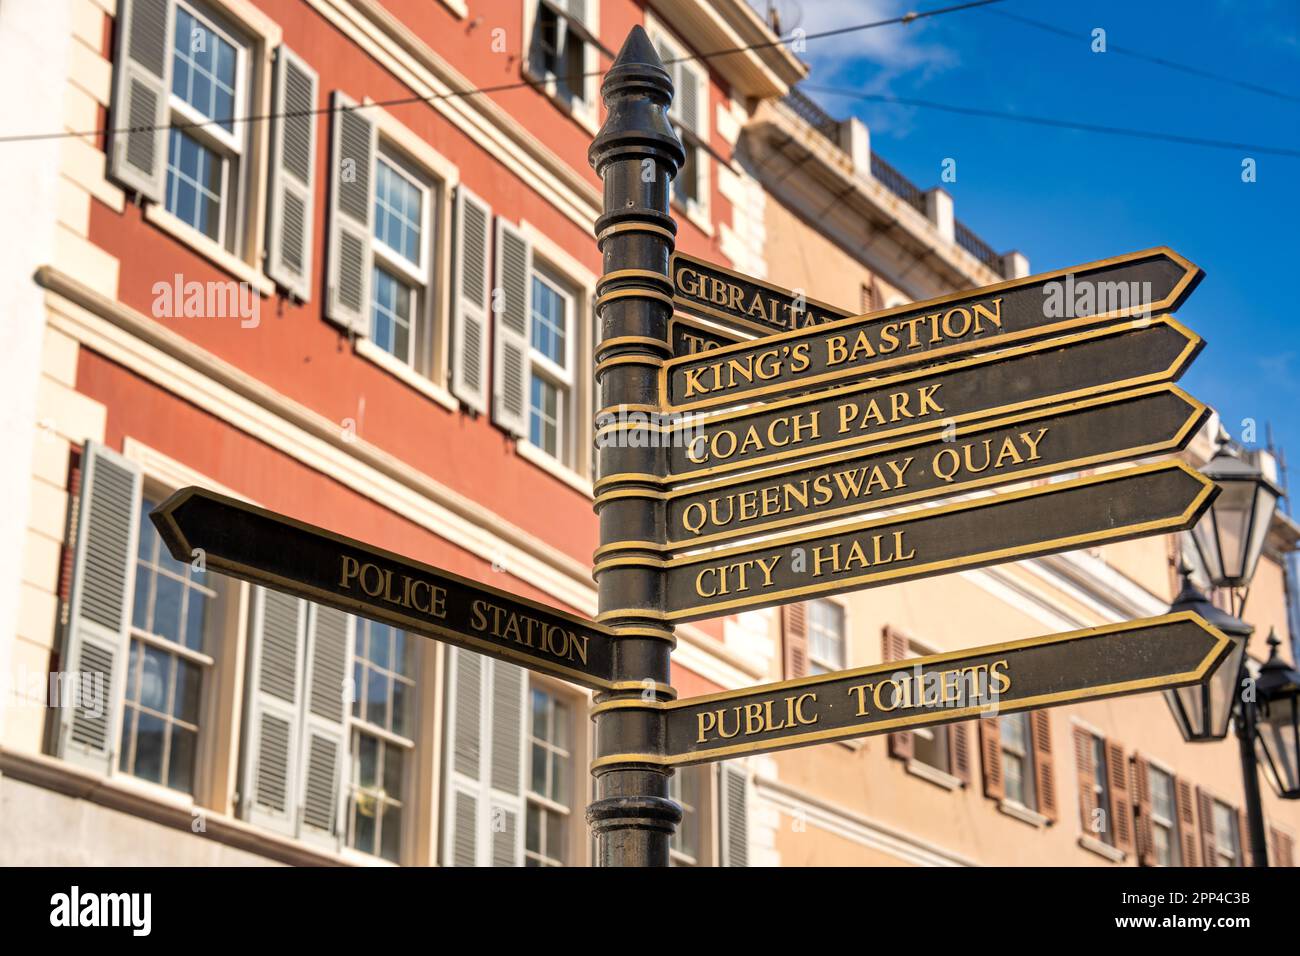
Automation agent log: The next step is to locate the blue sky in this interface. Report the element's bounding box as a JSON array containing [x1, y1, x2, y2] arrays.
[[786, 0, 1300, 495]]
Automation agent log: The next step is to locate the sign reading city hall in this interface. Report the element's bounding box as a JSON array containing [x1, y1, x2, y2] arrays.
[[591, 615, 1230, 767], [151, 488, 617, 690]]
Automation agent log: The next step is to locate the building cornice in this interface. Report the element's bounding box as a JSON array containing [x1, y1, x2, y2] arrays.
[[649, 0, 807, 98]]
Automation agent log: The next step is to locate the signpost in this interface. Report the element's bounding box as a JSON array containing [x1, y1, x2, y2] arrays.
[[607, 461, 1217, 623], [141, 29, 1233, 867], [661, 246, 1202, 411], [150, 487, 617, 690], [591, 614, 1230, 767]]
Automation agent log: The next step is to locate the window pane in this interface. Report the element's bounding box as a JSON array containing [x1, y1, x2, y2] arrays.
[[368, 623, 393, 670], [371, 267, 414, 364], [183, 586, 207, 652], [374, 159, 423, 266], [152, 574, 184, 644], [167, 725, 197, 792], [357, 733, 379, 787], [530, 276, 567, 367], [382, 742, 404, 797], [353, 797, 377, 855], [530, 742, 547, 795], [380, 804, 403, 863], [171, 7, 238, 131], [366, 667, 389, 727], [166, 130, 223, 242], [138, 644, 172, 713], [134, 712, 166, 784], [529, 376, 560, 456], [391, 679, 410, 738], [173, 658, 202, 724]]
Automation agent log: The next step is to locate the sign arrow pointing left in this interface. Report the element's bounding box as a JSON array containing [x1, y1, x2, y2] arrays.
[[150, 488, 617, 690]]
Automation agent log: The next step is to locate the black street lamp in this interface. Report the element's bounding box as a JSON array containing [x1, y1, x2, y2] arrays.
[[1166, 441, 1292, 867], [1255, 629, 1300, 801]]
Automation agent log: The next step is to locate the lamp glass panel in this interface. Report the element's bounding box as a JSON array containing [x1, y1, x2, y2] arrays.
[[1243, 484, 1279, 584], [1190, 519, 1225, 584], [1210, 480, 1256, 580], [1257, 696, 1300, 796]]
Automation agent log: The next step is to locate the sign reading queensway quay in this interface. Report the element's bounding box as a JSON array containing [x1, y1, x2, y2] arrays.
[[611, 317, 1202, 486], [590, 614, 1230, 767], [612, 461, 1217, 624], [150, 488, 616, 690], [660, 246, 1202, 411], [654, 385, 1208, 550]]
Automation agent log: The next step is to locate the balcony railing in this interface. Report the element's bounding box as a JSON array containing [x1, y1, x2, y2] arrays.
[[868, 152, 926, 214], [955, 220, 1002, 273], [782, 87, 841, 146]]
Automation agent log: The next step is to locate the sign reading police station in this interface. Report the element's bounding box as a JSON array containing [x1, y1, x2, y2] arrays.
[[151, 488, 616, 689]]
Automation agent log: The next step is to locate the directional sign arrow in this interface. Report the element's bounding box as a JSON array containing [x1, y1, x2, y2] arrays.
[[597, 461, 1217, 624], [596, 316, 1202, 489], [591, 613, 1231, 767], [671, 250, 852, 338], [651, 384, 1208, 551], [150, 488, 617, 690], [661, 246, 1202, 411]]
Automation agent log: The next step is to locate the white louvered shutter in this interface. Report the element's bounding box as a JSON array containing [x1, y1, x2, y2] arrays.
[[241, 588, 307, 835], [266, 47, 319, 300], [442, 649, 527, 866], [325, 91, 375, 333], [297, 604, 353, 849], [57, 442, 142, 774], [565, 0, 591, 27], [719, 764, 750, 867], [450, 185, 491, 413], [491, 219, 532, 437], [488, 660, 526, 867], [108, 0, 174, 201], [677, 61, 702, 137]]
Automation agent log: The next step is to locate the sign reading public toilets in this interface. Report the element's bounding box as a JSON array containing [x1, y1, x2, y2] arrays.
[[151, 488, 617, 689], [662, 247, 1202, 411], [592, 614, 1230, 767]]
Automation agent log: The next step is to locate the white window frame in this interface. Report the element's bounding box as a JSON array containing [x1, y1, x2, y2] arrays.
[[1145, 761, 1181, 866], [525, 679, 577, 867], [527, 262, 577, 467], [369, 146, 435, 370], [1211, 798, 1242, 867], [165, 0, 251, 252], [807, 598, 846, 675], [1000, 711, 1037, 811], [1088, 733, 1113, 846]]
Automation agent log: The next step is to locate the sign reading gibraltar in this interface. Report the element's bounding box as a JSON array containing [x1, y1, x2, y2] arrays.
[[151, 488, 616, 689], [591, 615, 1230, 767], [661, 247, 1202, 411], [610, 462, 1217, 624], [653, 385, 1208, 549], [603, 317, 1201, 486], [671, 250, 852, 336]]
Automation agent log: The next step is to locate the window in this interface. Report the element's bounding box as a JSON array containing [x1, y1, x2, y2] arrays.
[[526, 685, 573, 866], [165, 2, 249, 249], [807, 599, 845, 675], [528, 267, 575, 464], [652, 28, 709, 220], [1211, 800, 1242, 867], [670, 767, 703, 866], [370, 152, 433, 368], [347, 621, 416, 863], [529, 3, 586, 106], [1089, 736, 1113, 844], [120, 497, 216, 793], [1147, 765, 1181, 866], [1001, 712, 1037, 810]]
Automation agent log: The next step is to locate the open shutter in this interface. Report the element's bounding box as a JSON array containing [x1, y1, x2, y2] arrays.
[[325, 91, 375, 333], [1106, 742, 1133, 855], [450, 185, 492, 413], [1175, 777, 1200, 866], [677, 61, 702, 138], [1237, 808, 1252, 867], [240, 588, 307, 835], [1073, 727, 1098, 836], [949, 722, 972, 785], [1270, 827, 1294, 867], [1131, 752, 1154, 864], [298, 604, 353, 850], [882, 627, 912, 760], [108, 0, 174, 201], [266, 47, 318, 300], [443, 646, 484, 866], [1197, 787, 1217, 865], [781, 604, 808, 680], [488, 660, 526, 867], [1030, 710, 1056, 822], [56, 442, 142, 774], [978, 717, 1003, 800], [491, 219, 532, 437], [719, 764, 749, 867]]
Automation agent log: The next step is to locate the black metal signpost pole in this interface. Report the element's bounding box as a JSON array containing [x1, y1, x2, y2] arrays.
[[586, 28, 685, 866]]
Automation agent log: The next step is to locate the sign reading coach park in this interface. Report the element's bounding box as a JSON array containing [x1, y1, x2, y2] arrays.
[[151, 488, 616, 689], [615, 462, 1217, 624], [671, 251, 852, 337], [662, 247, 1202, 411], [592, 615, 1230, 767]]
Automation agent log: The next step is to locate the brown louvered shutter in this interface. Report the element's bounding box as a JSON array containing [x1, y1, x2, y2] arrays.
[[1197, 788, 1217, 865], [978, 717, 1003, 799], [782, 604, 808, 680], [1132, 753, 1154, 865], [949, 722, 972, 785], [1029, 710, 1056, 822], [1106, 741, 1134, 855], [1271, 827, 1295, 867], [1074, 727, 1098, 836], [1236, 808, 1252, 867], [882, 627, 912, 760], [1175, 778, 1200, 866]]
